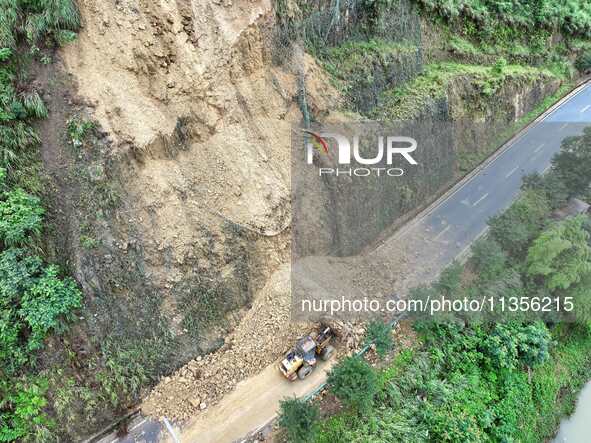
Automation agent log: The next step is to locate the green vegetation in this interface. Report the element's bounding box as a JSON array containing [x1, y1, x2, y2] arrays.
[[418, 0, 591, 42], [527, 216, 591, 291], [278, 397, 320, 443], [293, 0, 586, 122], [371, 62, 556, 120], [0, 172, 82, 438], [313, 39, 422, 113], [67, 117, 95, 149], [315, 322, 590, 442], [364, 319, 394, 358], [0, 0, 79, 191], [553, 127, 591, 198], [0, 175, 44, 246], [309, 120, 591, 443], [326, 356, 379, 414], [488, 189, 551, 259], [0, 377, 53, 442], [575, 50, 591, 71], [0, 1, 81, 441]]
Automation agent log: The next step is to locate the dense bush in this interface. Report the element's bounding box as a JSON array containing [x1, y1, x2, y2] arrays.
[[418, 0, 591, 40], [278, 397, 319, 443], [551, 127, 591, 199], [0, 193, 82, 375], [0, 170, 44, 246], [470, 237, 507, 281], [482, 322, 551, 369], [0, 376, 54, 442], [488, 189, 550, 259], [527, 216, 591, 291], [575, 50, 591, 72], [521, 172, 569, 210], [364, 319, 393, 358], [327, 356, 378, 414], [319, 319, 557, 442]]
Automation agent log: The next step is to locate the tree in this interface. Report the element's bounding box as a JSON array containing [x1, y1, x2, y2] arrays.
[[515, 322, 552, 368], [278, 397, 319, 443], [365, 320, 393, 358], [527, 216, 591, 291], [489, 189, 550, 258], [521, 172, 569, 210], [327, 356, 378, 414], [470, 238, 507, 282], [551, 127, 591, 197], [482, 322, 551, 369]]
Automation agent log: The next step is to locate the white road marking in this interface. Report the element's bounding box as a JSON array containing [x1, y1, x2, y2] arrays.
[[461, 199, 470, 206], [505, 166, 519, 178], [581, 105, 591, 113], [534, 143, 545, 153], [434, 225, 451, 240], [129, 418, 147, 432], [163, 417, 180, 443], [473, 193, 489, 206], [559, 123, 569, 131]]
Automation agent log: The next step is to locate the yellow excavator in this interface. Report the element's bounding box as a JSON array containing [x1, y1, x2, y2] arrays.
[[279, 326, 335, 381]]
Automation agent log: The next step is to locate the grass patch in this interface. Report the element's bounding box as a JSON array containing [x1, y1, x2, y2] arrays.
[[313, 38, 422, 114], [371, 62, 555, 120]]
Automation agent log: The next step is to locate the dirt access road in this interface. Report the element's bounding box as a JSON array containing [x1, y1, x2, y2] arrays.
[[168, 358, 336, 443]]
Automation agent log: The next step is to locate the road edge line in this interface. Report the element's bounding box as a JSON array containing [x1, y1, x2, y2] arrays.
[[375, 76, 591, 250]]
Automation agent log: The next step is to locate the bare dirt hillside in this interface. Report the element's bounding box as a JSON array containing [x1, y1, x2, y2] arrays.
[[60, 0, 338, 354], [47, 0, 566, 438], [48, 0, 339, 434], [63, 0, 337, 249]]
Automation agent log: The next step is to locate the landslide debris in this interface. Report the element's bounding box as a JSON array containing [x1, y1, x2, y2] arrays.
[[142, 263, 369, 421]]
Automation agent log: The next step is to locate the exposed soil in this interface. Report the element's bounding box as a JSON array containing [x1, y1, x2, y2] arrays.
[[33, 0, 341, 437], [49, 0, 565, 439]]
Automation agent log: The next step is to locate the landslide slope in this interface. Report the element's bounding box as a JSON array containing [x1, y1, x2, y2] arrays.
[[36, 0, 580, 438], [38, 0, 338, 438]]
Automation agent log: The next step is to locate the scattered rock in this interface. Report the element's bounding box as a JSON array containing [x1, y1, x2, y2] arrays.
[[189, 397, 201, 408]]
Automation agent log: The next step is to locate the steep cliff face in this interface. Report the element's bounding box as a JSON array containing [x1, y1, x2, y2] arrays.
[[50, 0, 338, 354], [36, 0, 571, 438], [36, 0, 339, 437]]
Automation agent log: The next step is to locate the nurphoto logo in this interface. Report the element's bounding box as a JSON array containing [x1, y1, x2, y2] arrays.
[[303, 129, 418, 177]]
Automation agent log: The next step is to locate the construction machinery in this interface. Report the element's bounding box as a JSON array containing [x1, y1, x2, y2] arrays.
[[279, 326, 335, 381]]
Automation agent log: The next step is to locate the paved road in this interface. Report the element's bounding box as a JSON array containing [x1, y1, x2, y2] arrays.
[[93, 415, 165, 443], [418, 83, 591, 267], [96, 82, 591, 443]]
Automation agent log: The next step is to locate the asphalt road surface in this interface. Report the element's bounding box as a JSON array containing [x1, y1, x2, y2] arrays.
[[417, 84, 591, 270], [96, 81, 591, 443]]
